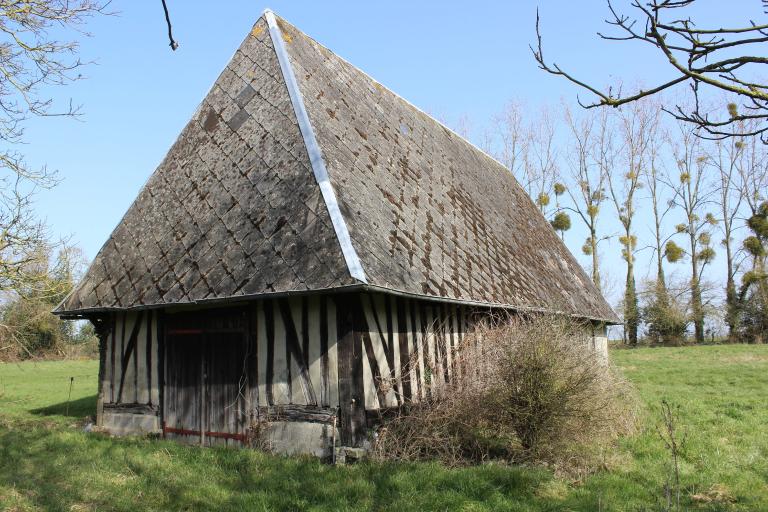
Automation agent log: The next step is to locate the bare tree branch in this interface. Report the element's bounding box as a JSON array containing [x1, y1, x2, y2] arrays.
[[533, 1, 768, 141]]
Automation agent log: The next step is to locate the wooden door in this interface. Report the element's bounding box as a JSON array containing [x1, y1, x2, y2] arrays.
[[204, 331, 249, 445], [162, 310, 251, 446]]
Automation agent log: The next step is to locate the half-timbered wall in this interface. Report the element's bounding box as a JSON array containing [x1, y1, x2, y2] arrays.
[[100, 310, 160, 434], [94, 291, 609, 454], [359, 293, 471, 411], [253, 293, 472, 410], [254, 296, 339, 411]]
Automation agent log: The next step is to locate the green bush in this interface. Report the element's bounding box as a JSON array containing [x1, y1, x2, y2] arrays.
[[740, 290, 767, 344], [642, 283, 689, 345]]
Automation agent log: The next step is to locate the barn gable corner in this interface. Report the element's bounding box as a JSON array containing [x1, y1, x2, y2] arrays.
[[55, 14, 365, 316]]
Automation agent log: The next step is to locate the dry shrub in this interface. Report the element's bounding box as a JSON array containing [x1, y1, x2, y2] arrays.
[[691, 484, 736, 506], [246, 417, 273, 451], [373, 314, 637, 476]]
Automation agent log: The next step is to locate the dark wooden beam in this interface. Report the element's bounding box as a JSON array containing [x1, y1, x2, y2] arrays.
[[320, 296, 329, 407], [336, 294, 366, 447], [361, 325, 388, 409], [438, 304, 450, 386], [257, 404, 337, 424], [158, 309, 166, 431], [103, 403, 159, 415], [409, 299, 422, 400], [110, 315, 116, 403], [264, 300, 275, 406], [396, 296, 412, 402], [248, 302, 259, 410], [146, 310, 153, 405]]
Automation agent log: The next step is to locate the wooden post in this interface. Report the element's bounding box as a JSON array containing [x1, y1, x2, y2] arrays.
[[158, 310, 166, 435], [92, 315, 112, 428], [247, 303, 259, 422], [200, 340, 207, 447], [335, 294, 366, 447]]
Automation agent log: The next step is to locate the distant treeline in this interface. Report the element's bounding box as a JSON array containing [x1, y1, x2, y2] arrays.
[[475, 98, 767, 345]]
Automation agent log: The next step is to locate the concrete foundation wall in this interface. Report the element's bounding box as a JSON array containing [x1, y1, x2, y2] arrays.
[[593, 335, 609, 359], [102, 411, 160, 436], [591, 322, 609, 360], [263, 421, 338, 459]]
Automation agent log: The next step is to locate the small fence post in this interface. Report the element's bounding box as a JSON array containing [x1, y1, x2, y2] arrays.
[[65, 377, 74, 416]]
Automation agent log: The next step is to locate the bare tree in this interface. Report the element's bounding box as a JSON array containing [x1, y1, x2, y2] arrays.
[[608, 100, 658, 345], [643, 112, 676, 290], [492, 103, 572, 240], [562, 105, 613, 291], [453, 114, 473, 141], [524, 107, 560, 214], [739, 201, 768, 343], [0, 242, 87, 358], [638, 102, 690, 344], [736, 123, 768, 217], [735, 125, 768, 341], [0, 1, 105, 239], [533, 1, 768, 141], [493, 100, 529, 182], [0, 1, 105, 355], [526, 107, 573, 240], [665, 122, 718, 343], [710, 131, 748, 340]]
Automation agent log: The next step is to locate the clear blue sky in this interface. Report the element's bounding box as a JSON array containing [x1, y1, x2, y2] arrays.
[[23, 1, 757, 314]]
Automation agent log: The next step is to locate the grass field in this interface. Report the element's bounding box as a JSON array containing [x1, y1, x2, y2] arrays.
[[1, 345, 766, 511]]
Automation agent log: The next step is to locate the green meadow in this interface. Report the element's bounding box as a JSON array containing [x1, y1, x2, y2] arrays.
[[1, 344, 766, 511]]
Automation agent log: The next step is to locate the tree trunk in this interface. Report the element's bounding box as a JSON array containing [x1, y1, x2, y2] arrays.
[[590, 226, 601, 292], [691, 276, 704, 343], [625, 254, 638, 345], [655, 229, 666, 290], [724, 240, 738, 343], [651, 187, 666, 290], [690, 236, 704, 343]]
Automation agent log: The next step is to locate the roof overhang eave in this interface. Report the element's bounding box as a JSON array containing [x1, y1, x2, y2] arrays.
[[54, 282, 621, 325]]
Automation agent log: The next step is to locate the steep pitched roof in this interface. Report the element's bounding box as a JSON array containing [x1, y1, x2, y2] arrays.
[[56, 11, 618, 323]]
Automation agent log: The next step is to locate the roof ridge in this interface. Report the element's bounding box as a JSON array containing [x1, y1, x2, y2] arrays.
[[264, 10, 367, 284]]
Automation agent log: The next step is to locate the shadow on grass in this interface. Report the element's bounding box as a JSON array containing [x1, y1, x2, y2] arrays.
[[0, 425, 568, 512], [30, 394, 96, 418]]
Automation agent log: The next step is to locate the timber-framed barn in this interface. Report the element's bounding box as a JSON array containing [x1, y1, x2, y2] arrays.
[[54, 11, 618, 457]]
